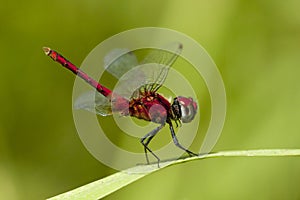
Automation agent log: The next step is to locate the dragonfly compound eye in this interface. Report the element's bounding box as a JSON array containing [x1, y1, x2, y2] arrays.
[[177, 96, 198, 123], [171, 97, 182, 120]]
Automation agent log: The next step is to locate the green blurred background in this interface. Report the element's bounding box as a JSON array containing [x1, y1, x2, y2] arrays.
[[1, 0, 300, 199]]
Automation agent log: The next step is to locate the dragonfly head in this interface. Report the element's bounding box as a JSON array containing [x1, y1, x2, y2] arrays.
[[171, 96, 197, 123]]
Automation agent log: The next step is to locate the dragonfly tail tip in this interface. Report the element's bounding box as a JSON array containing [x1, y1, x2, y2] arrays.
[[42, 47, 51, 55]]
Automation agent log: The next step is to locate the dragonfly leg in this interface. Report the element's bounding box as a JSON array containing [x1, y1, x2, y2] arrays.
[[168, 122, 198, 157], [140, 124, 164, 166]]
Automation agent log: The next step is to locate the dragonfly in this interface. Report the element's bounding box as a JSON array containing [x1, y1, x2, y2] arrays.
[[43, 43, 198, 166]]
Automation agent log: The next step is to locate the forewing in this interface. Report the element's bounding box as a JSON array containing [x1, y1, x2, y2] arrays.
[[104, 48, 139, 79], [74, 90, 112, 116], [140, 42, 182, 92], [104, 43, 182, 100], [111, 42, 183, 100]]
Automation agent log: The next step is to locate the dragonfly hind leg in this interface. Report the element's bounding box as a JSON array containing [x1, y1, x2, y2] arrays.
[[169, 122, 198, 157], [140, 124, 164, 166]]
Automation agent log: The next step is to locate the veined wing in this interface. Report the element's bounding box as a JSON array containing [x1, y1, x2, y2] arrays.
[[74, 49, 139, 115], [140, 42, 182, 93], [74, 90, 112, 116], [104, 48, 146, 100], [104, 48, 139, 79], [111, 42, 183, 100], [104, 43, 182, 84]]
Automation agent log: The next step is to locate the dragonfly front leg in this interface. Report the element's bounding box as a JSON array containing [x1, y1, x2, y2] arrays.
[[168, 122, 198, 157], [140, 124, 164, 166]]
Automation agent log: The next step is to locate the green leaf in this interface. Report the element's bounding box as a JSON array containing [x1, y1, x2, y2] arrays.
[[47, 149, 300, 200]]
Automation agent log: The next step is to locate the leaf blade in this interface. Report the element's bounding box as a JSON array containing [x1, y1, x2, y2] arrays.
[[47, 149, 300, 200]]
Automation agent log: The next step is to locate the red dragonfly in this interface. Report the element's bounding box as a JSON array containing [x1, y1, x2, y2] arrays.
[[43, 43, 198, 165]]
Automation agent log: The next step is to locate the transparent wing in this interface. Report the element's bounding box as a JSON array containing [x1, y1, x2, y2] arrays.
[[104, 48, 139, 79], [112, 64, 166, 99], [140, 42, 182, 92], [112, 42, 183, 100], [74, 49, 138, 114], [74, 90, 112, 116]]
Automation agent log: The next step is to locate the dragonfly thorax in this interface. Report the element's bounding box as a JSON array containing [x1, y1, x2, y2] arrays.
[[128, 92, 171, 124]]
